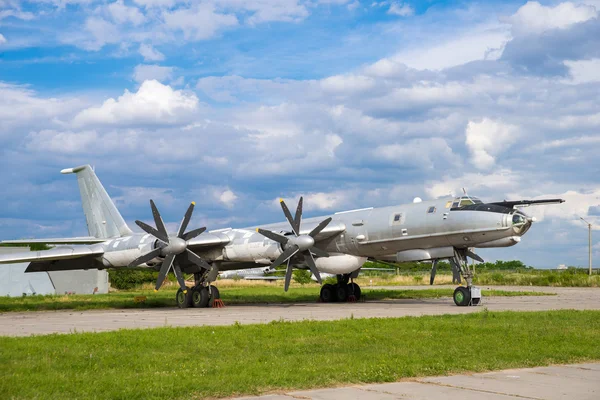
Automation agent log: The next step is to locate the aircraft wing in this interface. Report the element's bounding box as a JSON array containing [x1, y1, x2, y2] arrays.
[[1, 237, 107, 245], [186, 230, 231, 250], [0, 245, 105, 265], [489, 199, 565, 208]]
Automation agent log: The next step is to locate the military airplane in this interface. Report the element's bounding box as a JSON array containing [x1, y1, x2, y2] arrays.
[[0, 165, 564, 308]]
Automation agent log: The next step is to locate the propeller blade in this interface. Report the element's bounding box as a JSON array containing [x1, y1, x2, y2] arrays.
[[309, 246, 329, 258], [284, 259, 294, 292], [184, 249, 212, 270], [150, 200, 168, 238], [466, 249, 484, 263], [279, 199, 298, 235], [293, 197, 303, 235], [155, 253, 175, 291], [178, 202, 195, 238], [172, 262, 187, 291], [182, 227, 206, 241], [271, 245, 300, 268], [256, 228, 289, 245], [308, 217, 332, 238], [135, 220, 169, 243], [430, 260, 438, 285], [304, 252, 322, 284], [128, 247, 162, 267]]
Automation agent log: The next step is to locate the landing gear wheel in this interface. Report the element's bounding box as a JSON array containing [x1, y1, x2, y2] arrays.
[[176, 287, 192, 309], [348, 282, 361, 302], [208, 285, 222, 308], [320, 284, 336, 303], [453, 286, 471, 307], [191, 286, 209, 308], [335, 284, 348, 303]]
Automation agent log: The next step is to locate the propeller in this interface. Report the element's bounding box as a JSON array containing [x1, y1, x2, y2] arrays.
[[129, 200, 212, 292], [256, 197, 331, 291]]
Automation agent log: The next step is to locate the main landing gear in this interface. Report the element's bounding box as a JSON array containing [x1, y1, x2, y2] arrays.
[[176, 270, 222, 309], [451, 248, 482, 307], [319, 274, 361, 303]]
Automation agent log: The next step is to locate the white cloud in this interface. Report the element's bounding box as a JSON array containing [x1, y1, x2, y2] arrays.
[[563, 59, 600, 84], [374, 138, 454, 169], [0, 9, 35, 21], [26, 130, 98, 154], [383, 25, 510, 71], [509, 189, 600, 227], [320, 74, 376, 94], [133, 0, 177, 7], [107, 0, 145, 26], [0, 34, 6, 45], [426, 169, 519, 199], [71, 17, 120, 51], [275, 191, 348, 211], [72, 80, 198, 127], [465, 118, 519, 170], [139, 43, 165, 62], [132, 64, 174, 83], [507, 1, 598, 37], [219, 189, 238, 207], [163, 4, 238, 40], [387, 2, 414, 17]]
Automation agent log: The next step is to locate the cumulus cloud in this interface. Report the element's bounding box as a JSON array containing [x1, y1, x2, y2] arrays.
[[163, 4, 238, 40], [107, 0, 145, 26], [26, 130, 98, 154], [72, 80, 198, 127], [564, 58, 600, 83], [0, 33, 6, 44], [426, 169, 519, 199], [387, 2, 414, 17], [219, 189, 238, 207], [507, 1, 598, 37], [132, 64, 174, 83], [139, 43, 165, 61], [465, 119, 519, 170]]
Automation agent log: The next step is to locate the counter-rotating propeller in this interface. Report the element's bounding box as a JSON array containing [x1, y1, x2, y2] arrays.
[[256, 197, 331, 291], [129, 200, 211, 292]]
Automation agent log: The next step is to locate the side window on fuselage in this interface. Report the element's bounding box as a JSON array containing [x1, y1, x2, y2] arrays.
[[427, 206, 436, 214], [391, 212, 405, 226]]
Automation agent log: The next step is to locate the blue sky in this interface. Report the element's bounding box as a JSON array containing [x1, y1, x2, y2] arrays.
[[0, 0, 599, 268]]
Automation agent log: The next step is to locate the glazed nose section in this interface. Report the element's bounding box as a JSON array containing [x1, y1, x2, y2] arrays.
[[512, 211, 533, 236]]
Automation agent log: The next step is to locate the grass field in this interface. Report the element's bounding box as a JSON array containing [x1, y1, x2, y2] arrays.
[[1, 310, 599, 399], [0, 286, 551, 312]]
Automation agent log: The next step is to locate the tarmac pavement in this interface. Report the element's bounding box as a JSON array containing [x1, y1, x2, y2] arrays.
[[232, 363, 600, 400], [1, 286, 599, 337]]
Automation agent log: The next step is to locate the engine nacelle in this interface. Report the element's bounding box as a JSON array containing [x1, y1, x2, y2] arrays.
[[223, 230, 282, 262], [315, 254, 367, 274]]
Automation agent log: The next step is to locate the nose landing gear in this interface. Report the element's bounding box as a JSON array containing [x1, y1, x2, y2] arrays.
[[452, 248, 482, 307]]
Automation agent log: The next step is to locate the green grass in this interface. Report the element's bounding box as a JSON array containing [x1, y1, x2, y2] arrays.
[[1, 310, 599, 399], [0, 287, 551, 312]]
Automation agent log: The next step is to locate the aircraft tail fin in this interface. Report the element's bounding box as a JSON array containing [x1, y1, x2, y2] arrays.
[[61, 165, 133, 239]]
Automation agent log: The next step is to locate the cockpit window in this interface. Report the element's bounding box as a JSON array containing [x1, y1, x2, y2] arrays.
[[452, 196, 483, 209], [512, 213, 527, 225]]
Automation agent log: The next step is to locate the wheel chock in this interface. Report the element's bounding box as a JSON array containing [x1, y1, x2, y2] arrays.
[[212, 299, 225, 308]]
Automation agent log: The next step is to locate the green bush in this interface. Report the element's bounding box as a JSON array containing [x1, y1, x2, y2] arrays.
[[293, 270, 312, 285], [108, 269, 160, 290]]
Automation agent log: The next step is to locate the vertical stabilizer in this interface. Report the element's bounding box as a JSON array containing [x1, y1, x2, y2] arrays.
[[61, 165, 133, 239]]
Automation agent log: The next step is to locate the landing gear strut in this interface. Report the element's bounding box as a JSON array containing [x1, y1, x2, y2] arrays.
[[451, 248, 481, 307], [319, 274, 361, 303]]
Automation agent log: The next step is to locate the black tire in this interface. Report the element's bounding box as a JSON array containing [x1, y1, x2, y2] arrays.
[[320, 284, 335, 303], [191, 286, 209, 308], [348, 282, 361, 301], [453, 286, 471, 307], [176, 287, 192, 309], [335, 284, 348, 302], [208, 285, 220, 307]]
